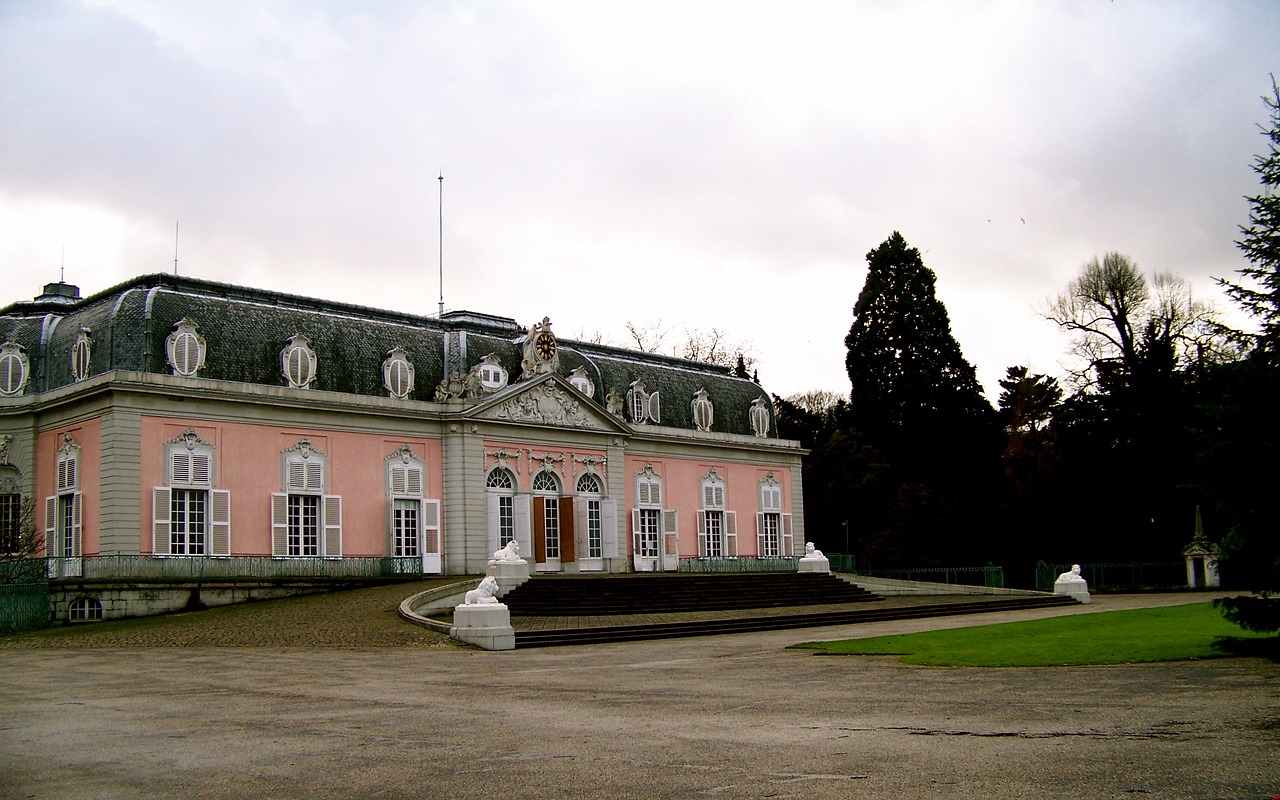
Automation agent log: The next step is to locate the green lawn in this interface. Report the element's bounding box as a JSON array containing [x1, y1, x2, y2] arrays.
[[793, 602, 1276, 666]]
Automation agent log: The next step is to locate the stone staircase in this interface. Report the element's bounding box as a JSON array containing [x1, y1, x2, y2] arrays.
[[501, 573, 1080, 648], [501, 571, 880, 616]]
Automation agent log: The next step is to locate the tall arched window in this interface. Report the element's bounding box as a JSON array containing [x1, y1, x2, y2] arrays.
[[756, 474, 792, 558], [386, 445, 440, 573], [531, 470, 566, 569], [45, 434, 82, 577], [485, 467, 519, 553], [272, 438, 340, 557], [152, 429, 230, 557]]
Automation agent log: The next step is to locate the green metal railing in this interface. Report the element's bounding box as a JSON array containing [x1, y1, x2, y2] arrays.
[[1, 560, 52, 634], [50, 556, 426, 582], [822, 553, 857, 573], [1035, 561, 1185, 592], [677, 557, 800, 574]]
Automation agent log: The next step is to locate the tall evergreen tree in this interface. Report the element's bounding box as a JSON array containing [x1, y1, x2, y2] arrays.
[[1220, 75, 1280, 357], [843, 232, 999, 566], [845, 232, 993, 449]]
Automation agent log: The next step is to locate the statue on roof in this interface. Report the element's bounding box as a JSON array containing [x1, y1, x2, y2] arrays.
[[519, 316, 560, 381]]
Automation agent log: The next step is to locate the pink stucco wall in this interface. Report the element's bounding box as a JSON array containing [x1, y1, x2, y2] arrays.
[[138, 417, 443, 557], [624, 455, 791, 557], [37, 419, 102, 556]]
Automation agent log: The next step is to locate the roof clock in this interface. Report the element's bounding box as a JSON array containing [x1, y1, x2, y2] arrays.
[[519, 316, 560, 380]]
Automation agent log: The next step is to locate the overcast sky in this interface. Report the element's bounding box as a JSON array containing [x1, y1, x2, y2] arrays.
[[2, 1, 1277, 401]]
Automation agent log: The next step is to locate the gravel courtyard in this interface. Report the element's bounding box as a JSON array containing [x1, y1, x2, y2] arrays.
[[0, 585, 1276, 799]]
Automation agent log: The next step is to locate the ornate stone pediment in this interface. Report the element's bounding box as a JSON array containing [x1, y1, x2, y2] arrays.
[[470, 375, 625, 432]]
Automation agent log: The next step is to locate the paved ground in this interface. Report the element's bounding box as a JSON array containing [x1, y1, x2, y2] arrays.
[[0, 587, 1276, 799]]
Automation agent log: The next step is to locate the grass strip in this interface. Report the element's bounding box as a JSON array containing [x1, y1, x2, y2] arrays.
[[793, 602, 1276, 666]]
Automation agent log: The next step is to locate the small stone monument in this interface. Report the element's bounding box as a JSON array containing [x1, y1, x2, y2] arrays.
[[798, 542, 830, 573], [451, 576, 515, 650], [1053, 564, 1091, 604]]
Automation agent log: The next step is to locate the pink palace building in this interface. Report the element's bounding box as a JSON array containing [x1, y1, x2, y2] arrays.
[[0, 275, 806, 621]]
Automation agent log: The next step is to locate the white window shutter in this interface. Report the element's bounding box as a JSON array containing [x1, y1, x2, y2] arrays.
[[406, 464, 423, 497], [171, 450, 192, 485], [662, 509, 678, 553], [486, 494, 500, 556], [782, 513, 794, 557], [152, 487, 172, 556], [650, 480, 661, 507], [576, 500, 590, 560], [601, 499, 618, 558], [191, 451, 212, 486], [210, 490, 231, 556], [390, 464, 407, 496], [756, 512, 766, 556], [70, 492, 82, 557], [271, 493, 289, 556], [422, 499, 440, 556], [306, 462, 324, 492], [44, 496, 56, 558], [323, 495, 342, 558], [288, 460, 306, 491], [514, 494, 532, 563], [696, 510, 708, 558], [725, 511, 738, 557], [631, 508, 641, 557]]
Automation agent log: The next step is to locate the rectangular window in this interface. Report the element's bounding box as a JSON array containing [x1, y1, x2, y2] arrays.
[[288, 494, 321, 556], [703, 510, 724, 558], [637, 508, 660, 558], [59, 494, 75, 556], [543, 500, 560, 560], [498, 495, 514, 547], [393, 498, 419, 557], [760, 512, 780, 557], [0, 493, 20, 553], [587, 498, 602, 559], [170, 488, 207, 556]]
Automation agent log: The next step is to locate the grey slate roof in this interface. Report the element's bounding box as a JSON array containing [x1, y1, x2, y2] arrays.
[[0, 273, 775, 437]]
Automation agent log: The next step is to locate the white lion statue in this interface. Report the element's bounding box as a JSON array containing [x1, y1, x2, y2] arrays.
[[463, 575, 501, 605], [491, 540, 524, 563]]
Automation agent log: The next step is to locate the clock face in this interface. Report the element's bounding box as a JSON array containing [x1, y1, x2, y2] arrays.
[[535, 331, 556, 360]]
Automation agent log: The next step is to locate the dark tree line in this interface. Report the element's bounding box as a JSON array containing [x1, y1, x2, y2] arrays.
[[780, 79, 1280, 605]]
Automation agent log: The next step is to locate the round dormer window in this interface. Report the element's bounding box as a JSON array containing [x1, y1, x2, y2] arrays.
[[0, 342, 30, 396]]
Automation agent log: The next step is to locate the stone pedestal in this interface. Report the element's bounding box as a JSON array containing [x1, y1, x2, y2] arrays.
[[451, 603, 515, 650], [798, 555, 830, 574], [487, 558, 531, 595], [1053, 580, 1091, 604]]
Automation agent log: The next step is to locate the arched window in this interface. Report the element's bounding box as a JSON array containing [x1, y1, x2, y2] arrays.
[[485, 467, 517, 550], [631, 465, 675, 571], [68, 597, 103, 622], [531, 470, 562, 565], [0, 342, 30, 396], [165, 319, 206, 377], [386, 446, 440, 573], [576, 473, 603, 562], [45, 434, 82, 577]]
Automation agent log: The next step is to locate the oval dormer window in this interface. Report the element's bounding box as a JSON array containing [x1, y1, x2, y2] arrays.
[[382, 347, 414, 399], [0, 342, 30, 396], [281, 334, 317, 389], [71, 329, 92, 383], [165, 318, 207, 377]]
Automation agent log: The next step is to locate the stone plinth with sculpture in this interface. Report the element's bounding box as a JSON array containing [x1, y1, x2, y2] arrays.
[[798, 542, 830, 573], [1053, 564, 1091, 604], [487, 540, 532, 594], [451, 575, 515, 650]]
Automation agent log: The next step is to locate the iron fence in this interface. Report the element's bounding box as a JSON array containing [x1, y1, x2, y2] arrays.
[[677, 557, 801, 574], [822, 553, 857, 573], [1035, 561, 1186, 592], [862, 564, 1006, 588], [1, 560, 51, 634], [51, 555, 427, 582]]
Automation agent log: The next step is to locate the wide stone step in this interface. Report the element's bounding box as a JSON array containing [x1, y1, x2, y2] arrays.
[[503, 572, 877, 616], [514, 595, 1079, 648]]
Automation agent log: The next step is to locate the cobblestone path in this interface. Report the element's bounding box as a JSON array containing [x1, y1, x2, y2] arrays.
[[0, 579, 466, 649]]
